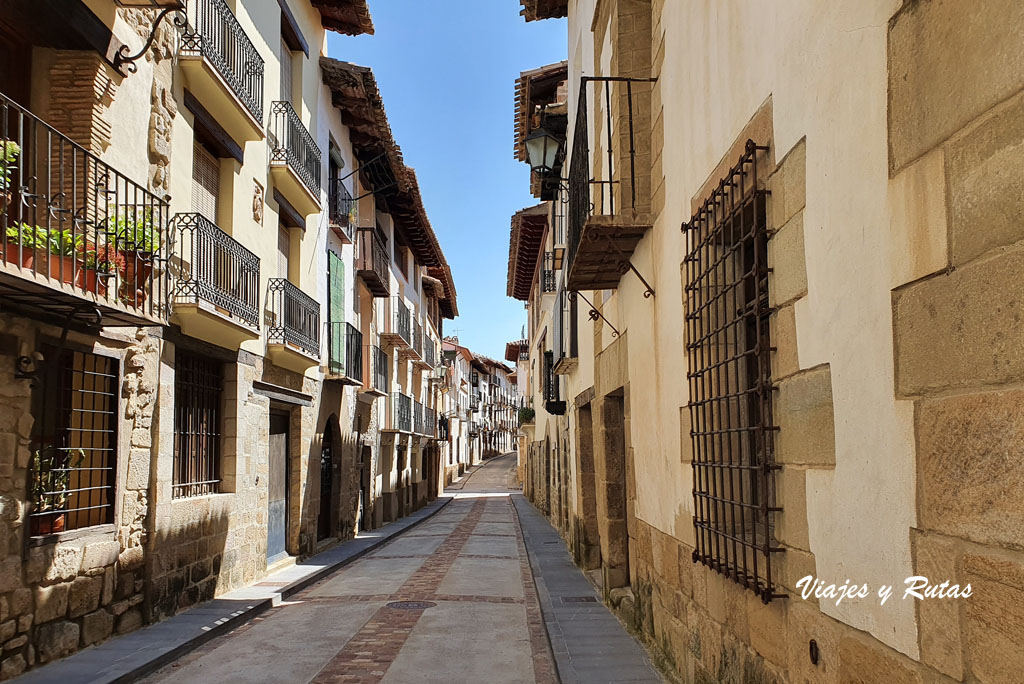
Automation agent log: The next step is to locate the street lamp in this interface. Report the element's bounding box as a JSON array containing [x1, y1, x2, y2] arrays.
[[523, 127, 563, 176], [112, 0, 187, 76]]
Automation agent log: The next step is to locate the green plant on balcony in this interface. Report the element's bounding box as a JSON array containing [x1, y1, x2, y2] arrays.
[[0, 140, 20, 213], [518, 406, 535, 425], [107, 209, 159, 305], [3, 224, 112, 295]]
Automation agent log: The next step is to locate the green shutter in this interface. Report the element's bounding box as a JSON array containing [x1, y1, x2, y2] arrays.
[[329, 251, 345, 374]]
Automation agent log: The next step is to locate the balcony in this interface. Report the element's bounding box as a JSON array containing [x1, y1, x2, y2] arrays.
[[267, 278, 320, 373], [328, 179, 357, 244], [424, 407, 437, 439], [0, 93, 170, 327], [414, 400, 424, 436], [384, 393, 413, 433], [403, 318, 430, 369], [355, 229, 389, 297], [270, 101, 321, 216], [171, 213, 260, 348], [424, 336, 437, 368], [566, 77, 654, 291], [552, 285, 577, 374], [326, 322, 362, 385], [542, 250, 556, 293], [179, 0, 264, 143], [380, 297, 411, 349], [361, 344, 388, 397]]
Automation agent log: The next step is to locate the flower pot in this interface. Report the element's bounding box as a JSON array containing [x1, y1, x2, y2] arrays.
[[1, 244, 34, 270], [120, 250, 154, 306], [44, 255, 106, 296], [30, 511, 66, 536]]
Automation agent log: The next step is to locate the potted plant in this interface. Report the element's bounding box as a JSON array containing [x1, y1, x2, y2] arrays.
[[0, 140, 20, 215], [30, 447, 85, 536], [3, 222, 46, 268], [108, 209, 158, 305], [78, 241, 123, 296]]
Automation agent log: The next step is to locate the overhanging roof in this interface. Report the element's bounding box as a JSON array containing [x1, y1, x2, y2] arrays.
[[505, 339, 527, 363], [520, 0, 568, 21], [321, 57, 458, 318], [514, 61, 568, 163], [507, 204, 549, 301], [311, 0, 374, 36]]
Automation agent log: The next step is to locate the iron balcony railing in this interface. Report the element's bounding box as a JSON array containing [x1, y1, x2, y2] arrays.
[[424, 406, 437, 437], [414, 400, 424, 435], [388, 392, 413, 433], [181, 0, 264, 122], [389, 297, 412, 345], [268, 278, 320, 357], [413, 319, 423, 358], [327, 321, 362, 382], [553, 284, 578, 367], [172, 213, 259, 327], [566, 77, 655, 281], [424, 335, 436, 368], [542, 251, 556, 292], [355, 228, 389, 296], [328, 178, 357, 241], [270, 101, 321, 197], [365, 344, 388, 393], [0, 92, 170, 323]]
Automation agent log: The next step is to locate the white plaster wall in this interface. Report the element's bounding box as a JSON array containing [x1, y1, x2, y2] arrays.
[[595, 0, 919, 657]]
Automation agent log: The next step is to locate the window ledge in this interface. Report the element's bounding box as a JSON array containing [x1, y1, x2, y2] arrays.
[[28, 523, 117, 548]]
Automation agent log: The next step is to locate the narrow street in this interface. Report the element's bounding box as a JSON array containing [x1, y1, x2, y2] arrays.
[[140, 454, 661, 684]]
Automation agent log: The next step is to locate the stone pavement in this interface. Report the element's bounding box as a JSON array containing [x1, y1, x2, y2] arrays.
[[14, 496, 453, 684], [139, 453, 662, 683], [24, 454, 663, 683]]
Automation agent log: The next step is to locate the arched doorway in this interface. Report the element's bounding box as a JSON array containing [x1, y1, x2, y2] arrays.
[[317, 420, 337, 541]]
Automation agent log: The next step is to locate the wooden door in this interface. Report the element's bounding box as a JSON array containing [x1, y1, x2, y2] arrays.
[[267, 412, 290, 563]]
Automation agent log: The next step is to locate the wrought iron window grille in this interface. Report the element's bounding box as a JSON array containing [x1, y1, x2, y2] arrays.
[[173, 350, 223, 499], [29, 348, 118, 535], [682, 140, 784, 603]]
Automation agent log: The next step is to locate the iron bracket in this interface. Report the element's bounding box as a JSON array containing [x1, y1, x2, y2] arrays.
[[113, 4, 188, 76], [570, 291, 619, 338]]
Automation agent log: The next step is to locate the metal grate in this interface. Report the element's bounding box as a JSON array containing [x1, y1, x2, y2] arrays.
[[683, 140, 783, 603], [542, 251, 556, 292], [181, 0, 264, 122], [30, 350, 118, 535], [270, 100, 322, 196], [268, 277, 321, 357], [173, 351, 223, 498]]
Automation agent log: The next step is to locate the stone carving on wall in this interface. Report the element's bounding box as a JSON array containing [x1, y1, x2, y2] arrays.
[[253, 180, 265, 224]]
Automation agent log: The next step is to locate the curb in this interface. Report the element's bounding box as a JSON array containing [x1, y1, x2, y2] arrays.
[[17, 495, 453, 684]]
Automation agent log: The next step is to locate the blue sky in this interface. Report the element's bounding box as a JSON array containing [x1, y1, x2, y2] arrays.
[[327, 2, 567, 361]]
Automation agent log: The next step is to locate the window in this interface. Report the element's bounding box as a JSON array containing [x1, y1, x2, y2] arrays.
[[683, 141, 782, 601], [173, 350, 223, 498], [29, 349, 118, 535], [192, 141, 220, 222], [280, 38, 294, 104], [395, 244, 408, 277]]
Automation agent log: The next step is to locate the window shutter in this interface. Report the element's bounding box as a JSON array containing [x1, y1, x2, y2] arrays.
[[191, 142, 220, 222], [329, 251, 345, 369]]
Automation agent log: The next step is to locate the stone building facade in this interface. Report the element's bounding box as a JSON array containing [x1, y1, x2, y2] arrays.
[[510, 1, 1024, 682], [0, 0, 455, 678]]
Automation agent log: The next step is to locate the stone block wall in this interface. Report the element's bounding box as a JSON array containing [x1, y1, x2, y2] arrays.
[[888, 0, 1024, 680], [0, 316, 157, 680]]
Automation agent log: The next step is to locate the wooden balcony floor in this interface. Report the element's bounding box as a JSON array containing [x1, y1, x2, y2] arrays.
[[566, 213, 652, 291]]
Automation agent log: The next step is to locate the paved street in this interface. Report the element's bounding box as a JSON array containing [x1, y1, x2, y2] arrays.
[[141, 454, 661, 683]]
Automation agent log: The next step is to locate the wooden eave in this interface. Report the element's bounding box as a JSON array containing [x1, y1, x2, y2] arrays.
[[311, 0, 374, 36], [519, 0, 568, 22], [513, 61, 569, 162], [507, 204, 549, 301]]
